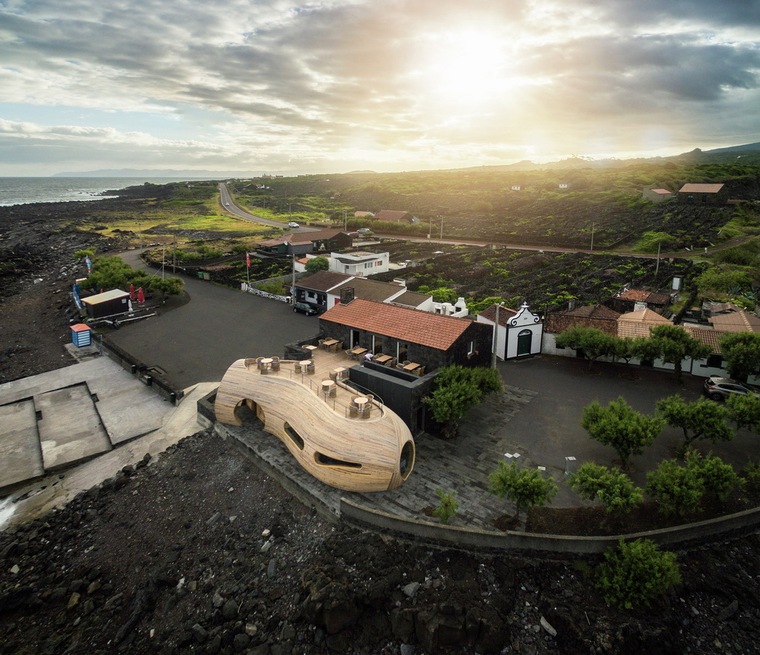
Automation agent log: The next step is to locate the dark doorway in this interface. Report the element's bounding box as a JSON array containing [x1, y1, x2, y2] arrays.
[[517, 329, 532, 356]]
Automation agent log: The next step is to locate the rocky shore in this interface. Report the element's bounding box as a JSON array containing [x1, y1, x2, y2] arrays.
[[2, 190, 760, 654]]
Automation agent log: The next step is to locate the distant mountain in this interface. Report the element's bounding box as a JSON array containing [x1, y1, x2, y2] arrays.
[[456, 142, 760, 173], [52, 168, 255, 179]]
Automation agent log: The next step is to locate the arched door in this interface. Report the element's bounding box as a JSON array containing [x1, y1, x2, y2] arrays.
[[516, 329, 532, 357]]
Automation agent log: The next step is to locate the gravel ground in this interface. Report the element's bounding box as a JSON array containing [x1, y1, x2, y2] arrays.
[[2, 194, 760, 654]]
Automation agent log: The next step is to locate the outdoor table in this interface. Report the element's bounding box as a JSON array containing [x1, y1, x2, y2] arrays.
[[333, 366, 348, 380], [259, 357, 273, 372], [352, 396, 369, 408], [304, 344, 318, 353], [374, 354, 392, 366], [322, 338, 339, 350], [298, 359, 313, 374], [403, 362, 421, 372], [321, 380, 336, 397], [349, 347, 367, 359]]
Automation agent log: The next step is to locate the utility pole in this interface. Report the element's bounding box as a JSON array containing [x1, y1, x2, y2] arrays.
[[439, 216, 443, 240], [343, 209, 347, 231], [590, 223, 595, 252], [161, 244, 166, 280], [428, 217, 432, 239], [291, 253, 296, 304], [655, 241, 661, 277]]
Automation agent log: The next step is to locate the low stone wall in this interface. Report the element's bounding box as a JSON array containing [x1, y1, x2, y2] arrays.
[[208, 411, 760, 555], [340, 497, 760, 555], [100, 335, 183, 404]]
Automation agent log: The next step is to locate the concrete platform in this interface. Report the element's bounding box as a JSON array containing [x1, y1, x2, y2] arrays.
[[0, 400, 43, 487], [0, 356, 172, 491]]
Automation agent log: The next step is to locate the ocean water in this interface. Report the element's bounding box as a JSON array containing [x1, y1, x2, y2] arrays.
[[0, 177, 189, 207]]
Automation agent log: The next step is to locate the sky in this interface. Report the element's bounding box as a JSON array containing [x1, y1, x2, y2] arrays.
[[1, 0, 759, 176]]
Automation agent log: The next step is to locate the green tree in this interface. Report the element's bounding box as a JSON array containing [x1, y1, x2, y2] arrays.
[[488, 461, 558, 523], [612, 337, 638, 365], [305, 256, 329, 273], [696, 267, 752, 298], [686, 451, 742, 502], [727, 393, 760, 432], [424, 365, 502, 439], [597, 539, 681, 610], [646, 325, 711, 381], [86, 255, 183, 297], [432, 489, 458, 524], [582, 397, 663, 469], [428, 287, 458, 304], [569, 463, 643, 515], [719, 332, 760, 383], [556, 326, 618, 370], [646, 458, 704, 517], [656, 395, 733, 455]]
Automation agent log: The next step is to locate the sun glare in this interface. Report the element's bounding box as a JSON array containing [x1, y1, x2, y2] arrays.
[[417, 30, 518, 106]]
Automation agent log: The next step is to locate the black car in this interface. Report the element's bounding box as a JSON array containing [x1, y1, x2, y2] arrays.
[[293, 302, 318, 316]]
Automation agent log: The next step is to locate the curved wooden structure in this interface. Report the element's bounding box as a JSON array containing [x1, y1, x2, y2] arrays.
[[215, 358, 415, 492]]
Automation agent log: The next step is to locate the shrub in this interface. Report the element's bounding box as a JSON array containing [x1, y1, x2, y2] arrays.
[[743, 461, 760, 493], [569, 463, 643, 515], [686, 451, 742, 502], [432, 489, 458, 524], [646, 459, 704, 517], [597, 539, 681, 610], [488, 462, 558, 522], [257, 280, 286, 295]]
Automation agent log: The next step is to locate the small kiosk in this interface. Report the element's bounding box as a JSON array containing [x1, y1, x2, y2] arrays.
[[70, 323, 92, 347]]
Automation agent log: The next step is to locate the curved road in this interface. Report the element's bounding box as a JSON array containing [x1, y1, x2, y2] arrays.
[[219, 183, 320, 233], [218, 183, 689, 260]]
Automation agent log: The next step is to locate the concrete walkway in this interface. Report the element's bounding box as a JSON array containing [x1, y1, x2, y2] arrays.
[[0, 353, 217, 529]]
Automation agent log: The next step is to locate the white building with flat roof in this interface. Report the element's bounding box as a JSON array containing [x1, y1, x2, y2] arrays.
[[329, 251, 389, 276]]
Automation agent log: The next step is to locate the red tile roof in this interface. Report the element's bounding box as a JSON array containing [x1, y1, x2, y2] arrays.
[[565, 304, 621, 320], [320, 299, 473, 350], [617, 307, 671, 338], [709, 310, 760, 333], [679, 183, 725, 194], [374, 210, 412, 222], [684, 326, 725, 353], [479, 304, 518, 327]]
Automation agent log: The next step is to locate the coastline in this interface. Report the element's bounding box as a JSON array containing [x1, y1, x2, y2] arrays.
[[0, 176, 190, 207]]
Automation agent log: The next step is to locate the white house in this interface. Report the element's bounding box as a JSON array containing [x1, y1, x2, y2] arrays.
[[329, 251, 389, 276], [432, 297, 469, 318], [477, 302, 543, 360]]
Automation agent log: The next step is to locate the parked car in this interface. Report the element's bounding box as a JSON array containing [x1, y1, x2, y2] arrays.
[[293, 301, 318, 316], [356, 227, 373, 235], [288, 221, 300, 228], [703, 376, 758, 401]]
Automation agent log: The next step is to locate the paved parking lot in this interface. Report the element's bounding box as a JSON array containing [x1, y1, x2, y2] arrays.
[[106, 263, 760, 519], [106, 267, 318, 390]]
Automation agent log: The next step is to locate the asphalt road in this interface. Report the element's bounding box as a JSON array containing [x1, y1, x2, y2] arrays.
[[107, 253, 318, 389]]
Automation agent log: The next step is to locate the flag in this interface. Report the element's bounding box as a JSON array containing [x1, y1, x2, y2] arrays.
[[246, 252, 251, 268]]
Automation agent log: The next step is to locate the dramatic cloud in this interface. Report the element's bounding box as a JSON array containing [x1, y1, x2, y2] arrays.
[[0, 0, 758, 174]]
